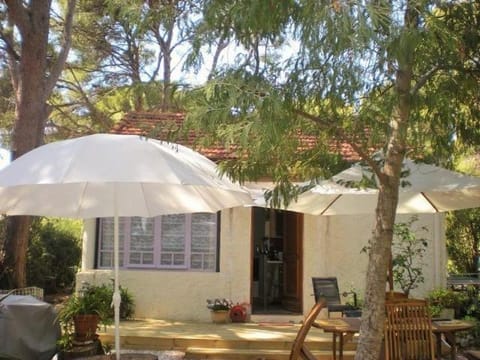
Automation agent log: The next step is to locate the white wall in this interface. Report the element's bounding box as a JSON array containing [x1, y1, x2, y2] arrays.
[[302, 213, 447, 311]]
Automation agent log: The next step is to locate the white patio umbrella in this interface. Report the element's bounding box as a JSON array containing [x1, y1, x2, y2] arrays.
[[288, 158, 480, 215], [0, 133, 252, 359], [286, 158, 480, 292]]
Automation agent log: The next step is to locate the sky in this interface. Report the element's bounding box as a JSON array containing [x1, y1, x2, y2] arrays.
[[0, 148, 11, 170]]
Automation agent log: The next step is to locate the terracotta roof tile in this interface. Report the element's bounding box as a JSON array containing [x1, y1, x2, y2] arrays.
[[111, 112, 360, 162]]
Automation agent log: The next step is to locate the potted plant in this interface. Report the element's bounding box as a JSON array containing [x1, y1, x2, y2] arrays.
[[58, 282, 134, 359], [206, 298, 233, 324], [427, 288, 469, 319], [58, 283, 113, 343]]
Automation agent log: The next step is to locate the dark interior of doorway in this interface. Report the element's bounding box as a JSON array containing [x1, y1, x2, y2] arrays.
[[251, 207, 301, 315]]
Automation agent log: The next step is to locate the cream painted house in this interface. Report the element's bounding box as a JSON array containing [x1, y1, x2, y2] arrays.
[[75, 112, 448, 322], [77, 208, 446, 322]]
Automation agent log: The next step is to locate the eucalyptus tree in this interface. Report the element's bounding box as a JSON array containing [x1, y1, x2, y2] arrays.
[[185, 1, 480, 359], [0, 0, 75, 288], [49, 0, 205, 136]]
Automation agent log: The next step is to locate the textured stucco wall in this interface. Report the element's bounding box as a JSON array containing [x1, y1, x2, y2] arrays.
[[78, 208, 446, 321], [302, 213, 447, 311]]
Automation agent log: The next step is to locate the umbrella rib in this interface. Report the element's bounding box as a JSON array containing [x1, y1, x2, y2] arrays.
[[75, 183, 89, 217], [140, 182, 151, 217], [320, 195, 342, 215], [420, 192, 439, 212]]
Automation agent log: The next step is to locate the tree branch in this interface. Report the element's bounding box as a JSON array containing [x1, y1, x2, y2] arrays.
[[411, 65, 441, 96], [4, 0, 30, 36], [0, 27, 20, 61], [0, 25, 20, 90], [45, 0, 75, 95], [294, 109, 383, 178]]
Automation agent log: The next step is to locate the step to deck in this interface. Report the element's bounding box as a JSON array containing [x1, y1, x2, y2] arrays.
[[185, 347, 356, 360], [97, 319, 358, 360], [100, 334, 355, 352]]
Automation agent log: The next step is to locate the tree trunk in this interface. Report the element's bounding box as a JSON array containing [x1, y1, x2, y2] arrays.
[[354, 1, 416, 357], [354, 160, 404, 360], [2, 0, 74, 288], [4, 217, 32, 288]]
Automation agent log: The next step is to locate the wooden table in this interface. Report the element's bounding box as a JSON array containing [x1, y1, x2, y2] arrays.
[[315, 317, 474, 360], [432, 319, 474, 360]]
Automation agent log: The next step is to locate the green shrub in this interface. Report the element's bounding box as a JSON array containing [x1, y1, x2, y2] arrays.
[[427, 288, 470, 318], [27, 218, 82, 292]]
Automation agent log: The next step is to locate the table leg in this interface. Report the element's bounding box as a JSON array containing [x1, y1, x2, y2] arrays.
[[333, 333, 337, 360], [339, 333, 344, 360], [434, 333, 442, 360], [443, 332, 457, 360]]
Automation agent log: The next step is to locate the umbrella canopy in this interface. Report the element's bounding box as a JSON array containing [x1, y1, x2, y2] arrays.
[[0, 134, 252, 358], [0, 134, 251, 218], [288, 158, 480, 215]]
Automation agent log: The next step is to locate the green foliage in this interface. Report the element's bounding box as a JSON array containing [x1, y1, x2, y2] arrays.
[[446, 208, 480, 274], [58, 282, 135, 348], [427, 288, 469, 317], [58, 283, 113, 324], [362, 216, 428, 296], [445, 154, 480, 274], [27, 218, 82, 292], [391, 216, 428, 296]]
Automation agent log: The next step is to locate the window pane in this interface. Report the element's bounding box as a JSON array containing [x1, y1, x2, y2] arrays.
[[130, 252, 141, 264], [161, 214, 186, 252], [143, 253, 154, 264], [129, 217, 154, 266], [100, 218, 126, 251], [100, 252, 112, 268], [99, 218, 126, 268], [160, 214, 186, 266], [173, 253, 185, 265], [190, 213, 217, 271], [203, 254, 216, 271], [130, 217, 154, 251], [190, 254, 202, 269], [160, 253, 172, 265], [100, 252, 124, 267], [191, 213, 216, 253]]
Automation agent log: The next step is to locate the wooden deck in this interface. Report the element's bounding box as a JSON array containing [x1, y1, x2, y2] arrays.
[[97, 318, 357, 360]]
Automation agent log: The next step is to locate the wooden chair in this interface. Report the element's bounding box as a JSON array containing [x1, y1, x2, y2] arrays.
[[312, 277, 351, 317], [384, 299, 435, 360], [289, 299, 327, 360]]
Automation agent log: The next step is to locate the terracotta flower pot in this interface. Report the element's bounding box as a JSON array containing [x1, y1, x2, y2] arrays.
[[73, 314, 100, 341], [210, 310, 230, 324]]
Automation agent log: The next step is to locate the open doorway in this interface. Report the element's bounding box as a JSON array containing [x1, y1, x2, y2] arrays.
[[251, 207, 303, 315]]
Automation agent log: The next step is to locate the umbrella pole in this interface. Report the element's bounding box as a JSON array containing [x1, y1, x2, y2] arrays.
[[114, 209, 121, 360]]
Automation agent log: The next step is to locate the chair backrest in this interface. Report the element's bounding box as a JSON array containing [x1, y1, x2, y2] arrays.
[[289, 299, 327, 360], [311, 277, 342, 305], [384, 299, 435, 360], [386, 291, 408, 300]]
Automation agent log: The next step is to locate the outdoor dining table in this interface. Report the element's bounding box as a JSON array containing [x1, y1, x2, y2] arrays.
[[315, 317, 474, 360]]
